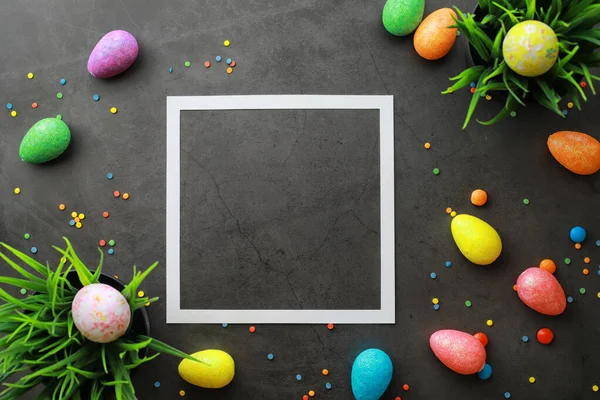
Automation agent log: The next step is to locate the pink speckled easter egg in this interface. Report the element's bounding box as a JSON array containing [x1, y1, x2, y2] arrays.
[[430, 329, 486, 375], [72, 283, 131, 343], [516, 267, 566, 316], [87, 30, 139, 78]]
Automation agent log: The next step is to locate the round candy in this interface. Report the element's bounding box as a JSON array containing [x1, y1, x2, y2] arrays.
[[516, 267, 566, 315], [470, 189, 488, 206], [537, 328, 554, 344], [430, 329, 486, 375], [570, 226, 587, 243], [503, 21, 558, 77], [473, 332, 488, 347], [477, 363, 492, 380], [539, 259, 556, 274]]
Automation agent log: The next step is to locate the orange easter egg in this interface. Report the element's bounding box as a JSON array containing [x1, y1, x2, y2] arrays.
[[547, 131, 600, 175], [414, 8, 458, 60]]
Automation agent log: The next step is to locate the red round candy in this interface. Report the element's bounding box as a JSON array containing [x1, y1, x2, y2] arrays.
[[537, 328, 554, 345], [473, 332, 488, 347]]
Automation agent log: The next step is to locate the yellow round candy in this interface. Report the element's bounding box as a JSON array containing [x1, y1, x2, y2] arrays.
[[178, 350, 235, 389], [503, 21, 558, 77], [27, 72, 34, 79], [11, 111, 17, 117], [451, 214, 502, 265], [14, 188, 20, 195], [110, 107, 118, 114]]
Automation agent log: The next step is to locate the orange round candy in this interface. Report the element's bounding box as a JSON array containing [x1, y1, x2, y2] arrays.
[[539, 259, 556, 274], [547, 131, 600, 175], [249, 326, 256, 333], [303, 396, 309, 400], [473, 332, 488, 347], [575, 243, 582, 250], [470, 189, 488, 206], [413, 8, 458, 60], [31, 102, 38, 109], [403, 384, 410, 391], [308, 390, 315, 397], [584, 257, 590, 264], [583, 268, 589, 275]]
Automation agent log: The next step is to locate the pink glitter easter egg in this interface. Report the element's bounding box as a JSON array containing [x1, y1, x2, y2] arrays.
[[516, 267, 566, 316], [430, 329, 487, 375], [87, 30, 139, 78], [72, 283, 131, 343]]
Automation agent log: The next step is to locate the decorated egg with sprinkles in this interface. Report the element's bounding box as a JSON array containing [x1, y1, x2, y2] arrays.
[[503, 21, 558, 77], [72, 283, 131, 343]]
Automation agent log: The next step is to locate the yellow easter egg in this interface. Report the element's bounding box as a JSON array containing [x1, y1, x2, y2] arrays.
[[503, 21, 558, 77], [178, 349, 235, 389], [451, 214, 502, 265]]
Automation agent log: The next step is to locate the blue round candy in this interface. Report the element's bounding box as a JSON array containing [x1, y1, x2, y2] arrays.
[[108, 248, 114, 255], [226, 58, 232, 65], [521, 335, 529, 342], [470, 82, 476, 88], [169, 67, 173, 73], [69, 219, 76, 226], [154, 381, 160, 388], [296, 374, 302, 381], [93, 94, 100, 101], [6, 103, 12, 110], [477, 363, 492, 380], [267, 353, 274, 360], [221, 323, 228, 328], [30, 247, 37, 254], [567, 296, 574, 303], [596, 240, 600, 247], [570, 226, 587, 243], [325, 382, 332, 390], [216, 56, 222, 62], [433, 304, 440, 310], [562, 109, 568, 116], [504, 392, 511, 399], [59, 78, 66, 85], [597, 270, 600, 276], [430, 272, 437, 279], [445, 261, 452, 268], [107, 172, 113, 179]]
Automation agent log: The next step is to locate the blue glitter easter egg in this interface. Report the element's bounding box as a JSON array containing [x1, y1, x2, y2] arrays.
[[351, 348, 393, 400]]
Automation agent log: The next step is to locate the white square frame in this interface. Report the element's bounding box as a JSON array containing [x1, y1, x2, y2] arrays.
[[166, 95, 395, 324]]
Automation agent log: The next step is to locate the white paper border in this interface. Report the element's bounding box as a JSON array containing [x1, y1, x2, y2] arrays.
[[166, 95, 395, 324]]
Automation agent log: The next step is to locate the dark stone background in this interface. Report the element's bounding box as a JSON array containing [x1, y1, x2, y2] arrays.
[[0, 0, 598, 399]]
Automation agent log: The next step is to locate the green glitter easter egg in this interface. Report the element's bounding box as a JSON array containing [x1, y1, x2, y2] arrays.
[[382, 0, 425, 36], [19, 118, 71, 164]]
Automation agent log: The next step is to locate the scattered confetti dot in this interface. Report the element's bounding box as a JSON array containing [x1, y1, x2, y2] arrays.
[[154, 381, 160, 388], [504, 392, 511, 399], [27, 72, 34, 79], [486, 319, 493, 327], [575, 243, 582, 250], [76, 222, 82, 229], [584, 257, 590, 264], [107, 172, 113, 179], [325, 383, 332, 390], [308, 390, 315, 397], [581, 81, 587, 88], [432, 298, 439, 304], [510, 111, 517, 117], [99, 240, 106, 247], [226, 67, 233, 74], [597, 292, 600, 298], [433, 168, 440, 175], [596, 240, 600, 247], [123, 193, 130, 200], [224, 40, 230, 47], [296, 374, 302, 381], [249, 326, 256, 333], [20, 288, 27, 295], [56, 114, 62, 120], [523, 198, 530, 205], [6, 103, 13, 110], [565, 258, 571, 265], [303, 396, 309, 400], [138, 291, 145, 297], [485, 95, 492, 100], [327, 323, 334, 330], [450, 211, 457, 217], [267, 353, 274, 360], [513, 285, 517, 291], [169, 68, 173, 73], [445, 207, 452, 214], [113, 191, 121, 198], [433, 304, 440, 310], [465, 300, 472, 308], [593, 385, 599, 392], [470, 87, 476, 94], [11, 111, 17, 118], [179, 390, 185, 396], [322, 369, 329, 376], [562, 109, 568, 116], [56, 93, 63, 99], [78, 213, 85, 220], [110, 107, 118, 114], [93, 94, 100, 101], [103, 211, 109, 218], [470, 82, 476, 88], [539, 259, 556, 274], [230, 60, 236, 67], [522, 335, 529, 342], [216, 56, 222, 62], [69, 220, 75, 226], [580, 288, 586, 295], [74, 217, 80, 223], [226, 58, 232, 65], [109, 239, 116, 246], [403, 384, 410, 391], [71, 211, 77, 218], [108, 248, 114, 255], [59, 78, 66, 85], [222, 323, 228, 328], [424, 142, 431, 149], [583, 268, 589, 275], [529, 377, 536, 384], [445, 261, 452, 268], [185, 61, 191, 67], [204, 61, 211, 68], [567, 102, 574, 109], [430, 272, 437, 279], [24, 233, 30, 240], [567, 296, 573, 303], [14, 188, 21, 195], [30, 247, 37, 254], [31, 102, 38, 109]]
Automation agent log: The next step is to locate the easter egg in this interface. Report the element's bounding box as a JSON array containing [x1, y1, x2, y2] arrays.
[[351, 348, 393, 400], [413, 8, 458, 60], [178, 350, 235, 389], [71, 283, 131, 343], [382, 0, 425, 36], [516, 267, 566, 316], [88, 30, 139, 78], [547, 131, 600, 175], [503, 21, 558, 77], [19, 118, 71, 164], [430, 329, 486, 375], [451, 214, 502, 265]]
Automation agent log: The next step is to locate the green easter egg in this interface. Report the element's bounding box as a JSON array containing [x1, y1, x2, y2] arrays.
[[19, 118, 71, 164], [382, 0, 425, 36]]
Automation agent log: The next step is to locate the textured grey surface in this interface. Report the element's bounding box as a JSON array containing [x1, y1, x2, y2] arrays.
[[0, 0, 599, 399]]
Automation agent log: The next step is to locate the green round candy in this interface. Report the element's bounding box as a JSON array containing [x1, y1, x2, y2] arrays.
[[382, 0, 424, 36], [19, 118, 71, 164]]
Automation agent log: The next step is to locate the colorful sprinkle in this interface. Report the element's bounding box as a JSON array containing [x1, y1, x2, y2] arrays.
[[69, 220, 75, 226], [20, 288, 27, 295], [445, 261, 452, 268], [93, 94, 100, 101], [56, 114, 62, 120], [510, 111, 517, 117], [108, 248, 114, 255], [575, 243, 582, 250], [529, 377, 536, 384], [6, 103, 13, 110], [565, 258, 571, 265], [432, 298, 439, 304], [226, 67, 233, 74], [27, 72, 34, 79], [327, 323, 334, 330], [154, 381, 160, 388], [224, 40, 230, 47], [204, 61, 211, 68], [504, 392, 511, 399], [249, 326, 256, 333], [325, 383, 332, 390], [222, 323, 228, 328], [521, 335, 529, 342], [169, 68, 173, 73], [107, 172, 113, 179], [123, 193, 130, 200], [433, 304, 440, 310], [138, 291, 145, 297], [580, 288, 586, 295], [99, 240, 106, 247], [179, 390, 185, 396], [31, 102, 38, 109], [267, 353, 274, 360], [562, 109, 568, 115], [109, 239, 116, 246], [11, 111, 17, 118], [486, 319, 493, 327], [567, 102, 574, 109], [523, 198, 530, 205], [216, 56, 222, 62], [322, 369, 329, 376], [433, 168, 440, 175], [110, 107, 118, 114], [450, 211, 457, 217], [113, 191, 120, 198], [185, 61, 191, 67], [75, 222, 82, 229], [230, 60, 236, 67], [430, 272, 437, 279], [14, 188, 21, 195], [30, 247, 37, 254], [424, 142, 431, 149], [593, 385, 599, 392], [567, 296, 574, 303], [296, 374, 302, 381], [24, 233, 30, 240], [308, 390, 315, 397], [465, 300, 472, 308], [59, 78, 66, 85], [103, 211, 109, 218], [584, 257, 590, 264], [56, 93, 63, 99]]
